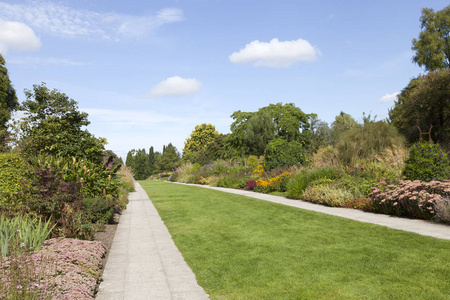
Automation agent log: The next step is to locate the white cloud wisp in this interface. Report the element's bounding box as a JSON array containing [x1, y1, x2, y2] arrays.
[[0, 1, 184, 40], [229, 38, 320, 68], [149, 76, 202, 98], [378, 92, 400, 103], [0, 19, 41, 54]]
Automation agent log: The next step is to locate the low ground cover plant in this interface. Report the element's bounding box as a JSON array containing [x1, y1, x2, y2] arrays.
[[370, 180, 450, 222]]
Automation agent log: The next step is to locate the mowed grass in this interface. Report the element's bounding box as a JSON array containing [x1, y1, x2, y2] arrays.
[[140, 181, 450, 299]]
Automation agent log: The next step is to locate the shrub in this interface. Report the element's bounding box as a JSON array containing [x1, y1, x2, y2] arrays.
[[264, 139, 306, 170], [254, 172, 292, 193], [403, 141, 450, 181], [310, 146, 340, 169], [369, 180, 450, 220], [116, 165, 135, 192], [287, 167, 340, 199], [0, 153, 31, 211], [301, 183, 353, 207], [336, 121, 406, 166], [83, 196, 118, 225], [217, 174, 252, 189], [342, 198, 374, 211]]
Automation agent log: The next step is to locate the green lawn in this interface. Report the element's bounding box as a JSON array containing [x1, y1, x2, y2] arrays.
[[140, 181, 450, 300]]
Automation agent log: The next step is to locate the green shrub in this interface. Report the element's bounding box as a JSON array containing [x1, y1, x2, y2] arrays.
[[0, 153, 31, 211], [286, 167, 340, 199], [403, 141, 450, 181], [83, 196, 117, 225], [264, 139, 306, 170], [217, 174, 252, 189], [336, 121, 406, 166], [301, 183, 353, 207]]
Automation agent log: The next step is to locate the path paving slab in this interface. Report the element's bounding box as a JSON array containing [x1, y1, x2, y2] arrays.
[[190, 184, 450, 240], [96, 182, 209, 300]]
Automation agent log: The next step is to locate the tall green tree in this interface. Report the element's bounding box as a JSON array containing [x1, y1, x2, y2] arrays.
[[0, 54, 19, 150], [154, 143, 180, 172], [412, 5, 450, 71], [183, 123, 219, 163], [227, 103, 314, 156], [389, 70, 450, 151], [19, 83, 106, 162]]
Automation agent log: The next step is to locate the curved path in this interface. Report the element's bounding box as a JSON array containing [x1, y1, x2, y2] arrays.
[[96, 182, 209, 300], [194, 184, 450, 240]]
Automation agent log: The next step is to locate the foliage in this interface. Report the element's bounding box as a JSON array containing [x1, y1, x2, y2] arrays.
[[0, 54, 19, 151], [0, 152, 31, 211], [254, 172, 292, 193], [216, 174, 253, 189], [19, 83, 106, 162], [336, 121, 406, 166], [83, 196, 118, 225], [24, 167, 94, 239], [330, 112, 358, 144], [301, 183, 353, 207], [227, 103, 315, 156], [403, 141, 450, 181], [116, 165, 135, 193], [154, 143, 180, 172], [389, 70, 450, 151], [369, 180, 450, 221], [310, 145, 340, 169], [412, 5, 450, 71], [309, 116, 332, 152], [264, 138, 306, 170], [287, 167, 340, 199], [0, 215, 55, 257], [183, 123, 219, 163]]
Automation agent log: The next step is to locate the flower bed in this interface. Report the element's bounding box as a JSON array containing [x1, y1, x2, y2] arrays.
[[0, 238, 106, 299]]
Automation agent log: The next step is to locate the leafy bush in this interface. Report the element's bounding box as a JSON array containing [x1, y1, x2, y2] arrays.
[[287, 167, 340, 199], [264, 139, 306, 170], [369, 180, 450, 220], [217, 174, 253, 189], [403, 141, 450, 181], [116, 165, 135, 193], [254, 172, 292, 193], [342, 198, 373, 211], [336, 121, 406, 166], [83, 196, 118, 225], [0, 153, 31, 211], [310, 146, 340, 169], [301, 183, 353, 207]]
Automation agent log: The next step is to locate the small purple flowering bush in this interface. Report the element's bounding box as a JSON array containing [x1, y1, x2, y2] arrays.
[[0, 237, 106, 300], [403, 141, 450, 182], [369, 180, 450, 222]]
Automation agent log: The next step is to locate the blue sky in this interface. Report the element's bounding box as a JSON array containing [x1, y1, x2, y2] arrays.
[[0, 0, 447, 159]]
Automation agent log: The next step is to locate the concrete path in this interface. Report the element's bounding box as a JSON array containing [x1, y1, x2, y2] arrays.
[[192, 184, 450, 240], [96, 182, 209, 300]]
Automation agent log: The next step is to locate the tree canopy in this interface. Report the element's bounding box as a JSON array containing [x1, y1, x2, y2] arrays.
[[183, 123, 219, 163], [412, 5, 450, 71], [227, 103, 314, 156], [19, 83, 106, 162], [0, 54, 18, 150], [389, 69, 450, 150]]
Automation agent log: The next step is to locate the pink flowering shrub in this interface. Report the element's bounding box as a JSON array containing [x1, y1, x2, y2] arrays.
[[0, 238, 106, 300], [369, 180, 450, 221]]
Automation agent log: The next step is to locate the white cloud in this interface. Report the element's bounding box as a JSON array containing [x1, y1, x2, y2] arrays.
[[0, 1, 183, 40], [0, 19, 41, 54], [229, 38, 320, 68], [149, 76, 202, 97], [378, 92, 400, 103]]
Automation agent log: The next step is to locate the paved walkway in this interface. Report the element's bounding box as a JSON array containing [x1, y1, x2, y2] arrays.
[[194, 184, 450, 240], [96, 182, 209, 300]]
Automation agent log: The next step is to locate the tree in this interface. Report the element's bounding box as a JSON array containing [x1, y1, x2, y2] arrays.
[[154, 143, 180, 172], [183, 123, 219, 163], [227, 103, 315, 156], [0, 54, 19, 150], [330, 112, 359, 144], [309, 117, 332, 152], [412, 5, 450, 71], [19, 83, 106, 162], [389, 70, 450, 151], [264, 139, 306, 170]]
